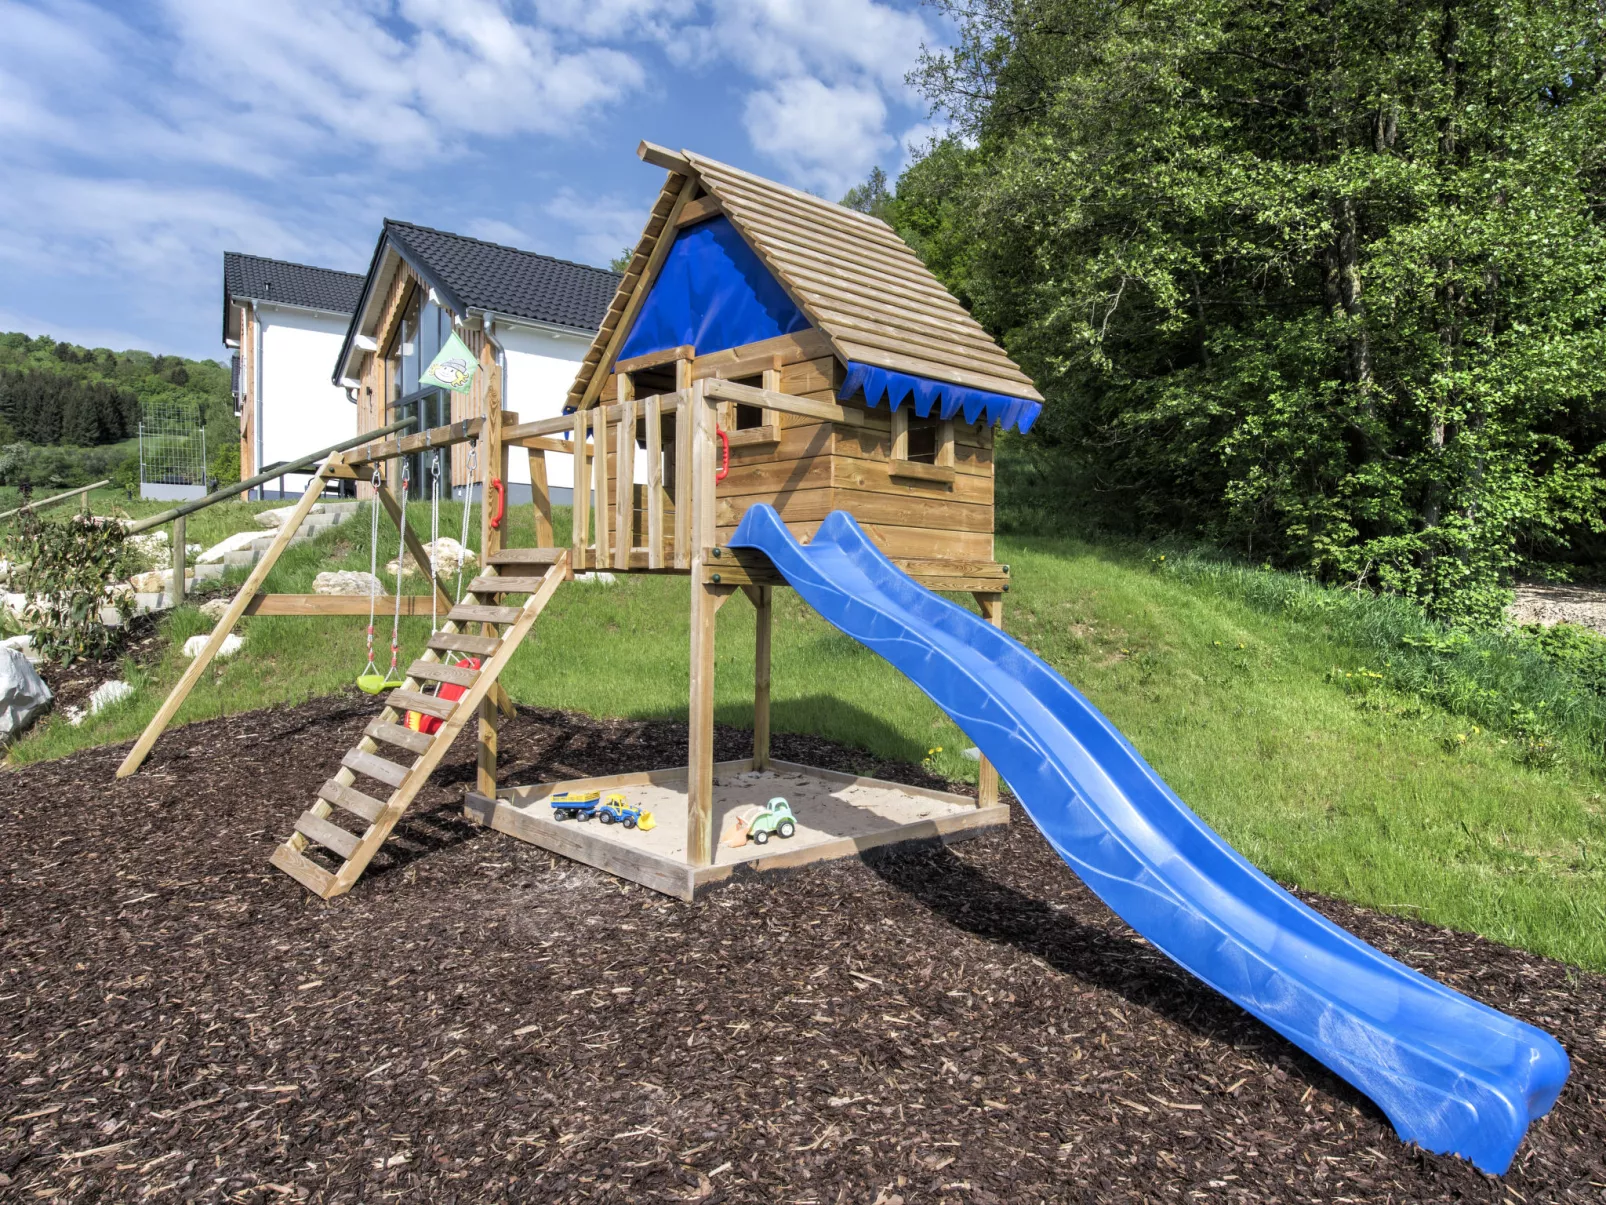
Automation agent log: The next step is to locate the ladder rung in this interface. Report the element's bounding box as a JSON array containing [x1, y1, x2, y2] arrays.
[[270, 844, 338, 897], [428, 632, 499, 657], [468, 575, 548, 594], [385, 689, 457, 721], [319, 776, 386, 821], [407, 659, 478, 688], [488, 548, 566, 566], [295, 811, 361, 860], [341, 747, 412, 789], [446, 603, 523, 625], [363, 720, 434, 758]]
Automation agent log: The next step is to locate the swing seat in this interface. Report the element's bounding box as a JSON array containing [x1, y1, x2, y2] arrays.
[[357, 671, 405, 696]]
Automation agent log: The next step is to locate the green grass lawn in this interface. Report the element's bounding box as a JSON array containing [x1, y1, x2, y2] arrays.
[[0, 483, 305, 556], [11, 500, 1605, 970]]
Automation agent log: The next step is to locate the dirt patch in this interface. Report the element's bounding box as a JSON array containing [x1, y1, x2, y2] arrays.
[[1510, 583, 1606, 635], [0, 696, 1601, 1203], [32, 611, 164, 717]]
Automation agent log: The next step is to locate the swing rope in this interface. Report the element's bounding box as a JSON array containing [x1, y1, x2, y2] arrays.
[[360, 467, 384, 683], [356, 460, 411, 695], [387, 460, 410, 683], [429, 448, 442, 636]]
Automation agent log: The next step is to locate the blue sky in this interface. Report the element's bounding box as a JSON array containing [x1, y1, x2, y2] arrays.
[[0, 0, 952, 361]]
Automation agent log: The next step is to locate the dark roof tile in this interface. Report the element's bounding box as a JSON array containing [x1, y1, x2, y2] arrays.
[[223, 253, 364, 333], [383, 220, 619, 333]]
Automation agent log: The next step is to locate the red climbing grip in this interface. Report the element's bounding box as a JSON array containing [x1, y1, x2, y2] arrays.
[[489, 477, 506, 529], [716, 428, 730, 482]]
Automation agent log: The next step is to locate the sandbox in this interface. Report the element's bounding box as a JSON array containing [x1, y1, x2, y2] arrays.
[[465, 759, 1009, 899]]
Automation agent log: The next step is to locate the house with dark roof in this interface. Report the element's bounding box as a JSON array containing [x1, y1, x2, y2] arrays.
[[336, 220, 619, 503], [223, 252, 365, 497]]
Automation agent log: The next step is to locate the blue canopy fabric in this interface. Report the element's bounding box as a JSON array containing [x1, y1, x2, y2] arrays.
[[839, 361, 1043, 434], [616, 215, 810, 362]]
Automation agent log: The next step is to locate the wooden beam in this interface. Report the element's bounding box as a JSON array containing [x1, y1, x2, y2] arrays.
[[703, 377, 865, 427], [344, 417, 483, 468], [528, 447, 554, 546], [615, 377, 634, 572], [975, 593, 1004, 810], [674, 194, 723, 227], [478, 375, 507, 798], [241, 593, 434, 616], [572, 408, 590, 575], [752, 583, 772, 769], [686, 379, 719, 867], [638, 139, 693, 174], [592, 402, 610, 566], [507, 435, 573, 455], [646, 394, 664, 570], [117, 466, 334, 777], [616, 344, 694, 376], [673, 369, 692, 570]]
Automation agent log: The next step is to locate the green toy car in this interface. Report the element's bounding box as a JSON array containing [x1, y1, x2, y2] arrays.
[[746, 797, 797, 845]]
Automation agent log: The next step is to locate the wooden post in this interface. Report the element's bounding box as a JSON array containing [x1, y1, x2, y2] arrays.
[[171, 514, 186, 605], [117, 465, 334, 777], [673, 359, 693, 569], [646, 394, 664, 569], [528, 448, 554, 547], [592, 404, 610, 567], [614, 376, 635, 572], [975, 592, 1004, 808], [477, 380, 507, 798], [686, 380, 719, 866], [572, 408, 589, 573], [891, 406, 910, 460], [752, 584, 772, 769]]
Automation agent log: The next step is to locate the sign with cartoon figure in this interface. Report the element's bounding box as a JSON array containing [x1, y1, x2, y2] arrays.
[[420, 331, 479, 394]]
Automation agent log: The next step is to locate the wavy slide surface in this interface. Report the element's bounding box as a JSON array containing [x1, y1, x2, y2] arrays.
[[730, 505, 1569, 1174]]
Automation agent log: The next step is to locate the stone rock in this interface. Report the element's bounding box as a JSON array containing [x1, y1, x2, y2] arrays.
[[87, 678, 134, 715], [385, 538, 476, 580], [4, 593, 28, 616], [184, 632, 244, 660], [573, 572, 617, 585], [0, 646, 52, 740], [199, 598, 230, 621], [128, 569, 195, 593], [197, 530, 267, 565], [314, 570, 383, 596], [256, 503, 323, 529], [961, 746, 981, 761]]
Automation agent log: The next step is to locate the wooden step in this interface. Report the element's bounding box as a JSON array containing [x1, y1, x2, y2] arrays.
[[364, 719, 434, 757], [341, 747, 411, 789], [270, 844, 338, 897], [385, 689, 457, 721], [428, 631, 499, 657], [318, 776, 386, 822], [467, 575, 549, 595], [489, 548, 566, 566], [407, 659, 479, 689], [446, 603, 523, 626], [295, 811, 361, 860]]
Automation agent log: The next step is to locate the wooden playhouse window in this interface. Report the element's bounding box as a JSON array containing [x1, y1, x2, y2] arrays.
[[890, 407, 957, 482]]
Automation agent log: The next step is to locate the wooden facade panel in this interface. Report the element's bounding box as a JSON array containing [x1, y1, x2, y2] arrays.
[[831, 456, 994, 505], [717, 488, 993, 534]]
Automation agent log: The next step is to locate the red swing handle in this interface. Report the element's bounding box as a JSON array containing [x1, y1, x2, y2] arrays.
[[489, 477, 506, 529], [715, 428, 730, 482]]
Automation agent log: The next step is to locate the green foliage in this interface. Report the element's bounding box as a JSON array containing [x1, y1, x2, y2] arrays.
[[1523, 622, 1606, 698], [0, 440, 136, 489], [210, 437, 240, 485], [841, 166, 894, 221], [5, 501, 135, 666], [897, 0, 1606, 622]]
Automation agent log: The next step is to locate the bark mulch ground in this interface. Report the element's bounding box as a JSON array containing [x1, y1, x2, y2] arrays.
[[0, 694, 1602, 1204]]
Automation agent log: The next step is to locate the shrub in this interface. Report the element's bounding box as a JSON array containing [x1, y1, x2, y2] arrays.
[[6, 497, 135, 665]]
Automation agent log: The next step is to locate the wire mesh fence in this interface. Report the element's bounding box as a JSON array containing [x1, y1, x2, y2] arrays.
[[138, 400, 208, 501]]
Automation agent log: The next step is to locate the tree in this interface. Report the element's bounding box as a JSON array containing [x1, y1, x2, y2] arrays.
[[900, 0, 1606, 622], [842, 166, 894, 221]]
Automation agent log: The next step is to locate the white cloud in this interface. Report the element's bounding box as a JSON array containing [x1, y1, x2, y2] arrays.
[[743, 77, 895, 197], [544, 188, 652, 267]]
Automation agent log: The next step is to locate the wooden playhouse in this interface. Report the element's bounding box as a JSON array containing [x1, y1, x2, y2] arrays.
[[119, 142, 1046, 901]]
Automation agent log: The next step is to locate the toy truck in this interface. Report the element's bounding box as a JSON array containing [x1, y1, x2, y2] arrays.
[[746, 798, 797, 844], [595, 795, 654, 830], [549, 790, 600, 821]]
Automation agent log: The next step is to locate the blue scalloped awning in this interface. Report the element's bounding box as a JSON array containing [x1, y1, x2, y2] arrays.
[[839, 362, 1042, 434]]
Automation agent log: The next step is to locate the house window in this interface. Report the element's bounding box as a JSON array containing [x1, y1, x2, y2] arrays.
[[906, 415, 939, 463], [891, 407, 955, 470], [384, 287, 455, 498]]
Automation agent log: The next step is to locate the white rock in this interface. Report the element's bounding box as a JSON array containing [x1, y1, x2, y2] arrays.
[[961, 746, 981, 761], [4, 593, 27, 616], [199, 598, 230, 621], [87, 678, 134, 715], [65, 705, 86, 727], [197, 530, 267, 564], [573, 572, 617, 586], [385, 538, 476, 579], [314, 570, 383, 596], [255, 503, 323, 529], [184, 633, 244, 660], [128, 569, 195, 593]]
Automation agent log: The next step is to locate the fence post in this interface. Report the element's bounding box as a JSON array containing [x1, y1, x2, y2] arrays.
[[172, 514, 186, 605]]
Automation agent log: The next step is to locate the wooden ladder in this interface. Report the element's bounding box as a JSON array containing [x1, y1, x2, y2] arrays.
[[270, 550, 570, 899]]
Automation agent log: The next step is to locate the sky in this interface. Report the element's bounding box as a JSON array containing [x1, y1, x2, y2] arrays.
[[0, 0, 952, 361]]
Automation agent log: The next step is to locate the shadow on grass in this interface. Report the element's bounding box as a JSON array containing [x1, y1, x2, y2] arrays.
[[861, 837, 1383, 1124]]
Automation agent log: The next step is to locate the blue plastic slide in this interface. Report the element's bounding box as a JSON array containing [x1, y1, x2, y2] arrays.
[[730, 505, 1569, 1174]]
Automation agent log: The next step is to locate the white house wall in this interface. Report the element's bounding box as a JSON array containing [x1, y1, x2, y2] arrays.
[[258, 307, 354, 495], [499, 324, 645, 500]]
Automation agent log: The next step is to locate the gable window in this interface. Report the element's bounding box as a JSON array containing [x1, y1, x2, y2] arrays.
[[384, 285, 456, 498]]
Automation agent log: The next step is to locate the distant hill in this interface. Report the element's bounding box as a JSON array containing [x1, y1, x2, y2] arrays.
[[0, 332, 238, 488]]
